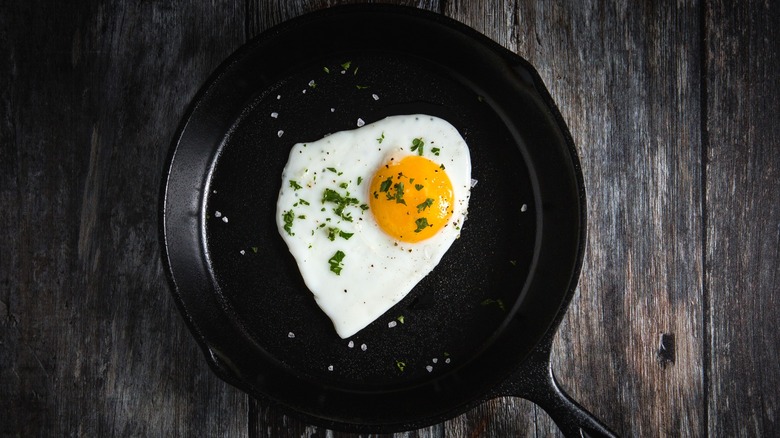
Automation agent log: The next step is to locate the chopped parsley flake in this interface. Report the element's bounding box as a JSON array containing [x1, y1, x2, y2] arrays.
[[323, 66, 330, 73], [357, 176, 363, 185], [308, 80, 316, 88], [440, 164, 446, 170], [414, 217, 430, 233], [481, 298, 506, 311], [328, 250, 345, 275], [298, 199, 310, 206], [431, 147, 441, 156], [411, 138, 424, 156], [356, 85, 369, 90], [379, 177, 393, 193], [393, 182, 406, 205], [396, 360, 406, 372], [341, 61, 351, 70], [322, 188, 359, 222], [339, 182, 348, 189], [282, 210, 295, 236], [289, 180, 302, 190], [416, 198, 434, 212], [397, 315, 405, 324], [327, 167, 338, 173], [360, 203, 369, 211], [327, 227, 354, 241], [415, 184, 424, 191], [377, 132, 385, 143]]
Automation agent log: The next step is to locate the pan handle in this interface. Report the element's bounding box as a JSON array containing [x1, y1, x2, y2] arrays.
[[491, 334, 618, 438]]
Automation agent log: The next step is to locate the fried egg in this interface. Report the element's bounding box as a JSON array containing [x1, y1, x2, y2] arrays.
[[276, 114, 471, 338]]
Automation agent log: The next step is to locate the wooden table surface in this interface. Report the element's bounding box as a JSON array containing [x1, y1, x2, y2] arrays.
[[2, 0, 778, 436]]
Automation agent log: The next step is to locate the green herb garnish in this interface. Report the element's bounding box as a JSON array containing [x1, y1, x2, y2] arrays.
[[431, 147, 440, 156], [357, 176, 363, 185], [416, 198, 434, 212], [396, 360, 406, 372], [397, 315, 405, 324], [282, 210, 295, 236], [289, 180, 303, 190], [393, 182, 406, 205], [323, 66, 330, 73], [327, 227, 354, 241], [356, 85, 369, 90], [377, 132, 385, 143], [339, 182, 348, 189], [379, 177, 393, 193], [322, 188, 359, 222], [326, 167, 338, 173], [411, 138, 424, 156], [414, 217, 430, 233], [341, 61, 351, 70], [298, 199, 310, 206], [414, 184, 424, 191], [328, 250, 345, 275], [481, 298, 506, 311]]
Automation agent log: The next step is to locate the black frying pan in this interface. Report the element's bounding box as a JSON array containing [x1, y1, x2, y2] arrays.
[[160, 5, 616, 437]]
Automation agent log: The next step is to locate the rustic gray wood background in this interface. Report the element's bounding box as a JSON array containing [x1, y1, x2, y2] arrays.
[[2, 0, 778, 436]]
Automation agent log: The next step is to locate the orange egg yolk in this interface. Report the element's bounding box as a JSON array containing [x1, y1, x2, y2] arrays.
[[369, 155, 454, 243]]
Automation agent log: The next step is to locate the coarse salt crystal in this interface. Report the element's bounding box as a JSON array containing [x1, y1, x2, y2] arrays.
[[521, 204, 528, 212], [302, 89, 307, 94], [271, 112, 278, 118], [357, 118, 365, 127], [426, 365, 433, 372], [222, 216, 228, 223], [276, 94, 281, 100], [278, 130, 284, 138], [287, 332, 295, 339], [471, 178, 478, 188], [214, 211, 222, 218], [330, 108, 335, 113], [360, 343, 367, 351], [432, 358, 438, 363], [388, 321, 397, 328], [372, 94, 379, 101], [445, 358, 451, 364], [239, 250, 245, 255], [327, 365, 333, 371], [348, 341, 354, 348]]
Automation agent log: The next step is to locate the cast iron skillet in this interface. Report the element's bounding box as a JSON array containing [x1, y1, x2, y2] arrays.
[[160, 5, 616, 437]]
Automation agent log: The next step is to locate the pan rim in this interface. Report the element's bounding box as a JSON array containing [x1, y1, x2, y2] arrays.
[[159, 3, 586, 432]]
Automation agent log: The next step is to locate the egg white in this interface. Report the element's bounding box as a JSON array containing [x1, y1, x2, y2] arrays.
[[276, 114, 471, 338]]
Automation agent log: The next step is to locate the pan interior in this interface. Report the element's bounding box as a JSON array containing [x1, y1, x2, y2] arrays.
[[204, 50, 537, 392]]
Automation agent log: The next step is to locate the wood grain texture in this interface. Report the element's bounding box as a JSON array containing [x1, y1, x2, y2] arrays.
[[2, 0, 779, 436], [705, 0, 780, 436], [0, 1, 249, 436], [448, 1, 705, 436]]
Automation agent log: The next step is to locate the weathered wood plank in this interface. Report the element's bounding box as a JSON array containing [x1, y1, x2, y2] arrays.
[[0, 1, 249, 435], [448, 1, 706, 436], [533, 2, 705, 436], [705, 0, 780, 436]]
